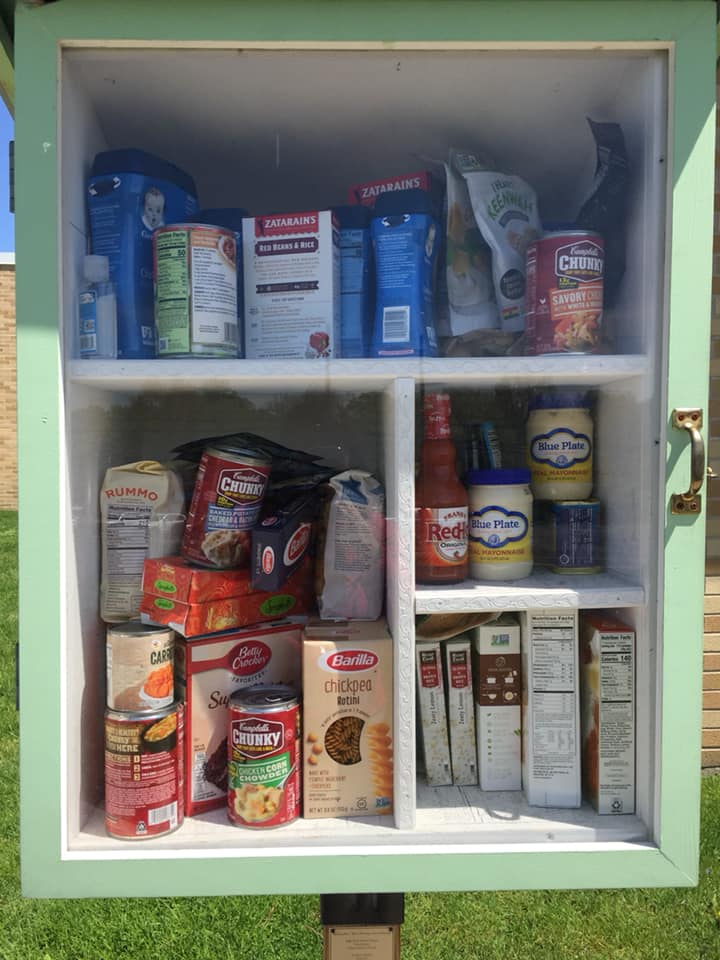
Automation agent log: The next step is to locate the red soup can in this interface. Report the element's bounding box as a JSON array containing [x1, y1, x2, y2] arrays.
[[182, 444, 271, 568], [104, 702, 184, 840], [228, 685, 300, 828], [525, 231, 604, 355]]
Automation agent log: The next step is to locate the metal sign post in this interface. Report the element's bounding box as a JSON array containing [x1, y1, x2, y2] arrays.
[[321, 894, 404, 960]]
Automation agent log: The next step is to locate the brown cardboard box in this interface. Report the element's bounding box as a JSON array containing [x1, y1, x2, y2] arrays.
[[302, 618, 393, 819]]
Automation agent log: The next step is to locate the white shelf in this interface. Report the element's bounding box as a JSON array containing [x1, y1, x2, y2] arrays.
[[69, 792, 648, 856], [415, 570, 645, 614], [68, 355, 648, 393]]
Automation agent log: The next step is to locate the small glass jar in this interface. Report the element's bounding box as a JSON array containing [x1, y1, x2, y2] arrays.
[[468, 468, 533, 581], [526, 392, 594, 500]]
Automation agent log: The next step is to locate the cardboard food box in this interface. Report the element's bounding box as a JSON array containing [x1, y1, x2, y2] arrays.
[[442, 635, 477, 786], [347, 170, 438, 207], [471, 614, 521, 791], [175, 620, 302, 816], [415, 638, 452, 787], [580, 612, 635, 814], [142, 555, 256, 604], [140, 555, 313, 637], [302, 618, 393, 819], [251, 492, 316, 591], [243, 210, 341, 359], [520, 610, 581, 808]]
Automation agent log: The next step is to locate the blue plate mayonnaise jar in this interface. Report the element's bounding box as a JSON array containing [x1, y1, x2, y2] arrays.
[[526, 392, 594, 501], [468, 468, 533, 581]]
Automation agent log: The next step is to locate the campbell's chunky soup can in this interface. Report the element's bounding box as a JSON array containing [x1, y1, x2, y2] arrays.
[[182, 445, 271, 568], [525, 231, 604, 354], [106, 620, 175, 712], [227, 685, 300, 828], [104, 702, 184, 840]]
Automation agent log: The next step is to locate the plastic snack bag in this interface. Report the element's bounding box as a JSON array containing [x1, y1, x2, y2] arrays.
[[455, 149, 542, 332], [315, 471, 385, 620]]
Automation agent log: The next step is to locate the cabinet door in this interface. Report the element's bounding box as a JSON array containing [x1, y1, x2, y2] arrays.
[[16, 0, 716, 897]]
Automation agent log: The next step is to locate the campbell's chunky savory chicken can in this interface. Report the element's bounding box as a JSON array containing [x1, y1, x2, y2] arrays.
[[525, 231, 604, 355], [181, 444, 271, 569]]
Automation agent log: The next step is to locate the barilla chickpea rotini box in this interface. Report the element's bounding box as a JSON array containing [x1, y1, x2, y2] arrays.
[[174, 620, 302, 816], [520, 610, 581, 808], [415, 638, 452, 786], [580, 612, 635, 814], [302, 618, 393, 819], [442, 634, 477, 786], [242, 210, 341, 359], [471, 614, 521, 791]]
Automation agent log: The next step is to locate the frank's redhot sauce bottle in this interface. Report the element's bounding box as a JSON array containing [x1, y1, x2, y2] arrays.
[[415, 391, 469, 584]]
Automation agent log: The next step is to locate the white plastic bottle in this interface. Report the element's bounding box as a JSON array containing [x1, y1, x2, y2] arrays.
[[78, 255, 117, 359], [526, 392, 594, 500]]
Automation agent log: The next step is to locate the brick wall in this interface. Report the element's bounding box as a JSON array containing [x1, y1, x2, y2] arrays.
[[0, 261, 15, 510]]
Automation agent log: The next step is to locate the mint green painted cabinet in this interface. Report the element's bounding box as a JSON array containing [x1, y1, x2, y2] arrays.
[[16, 0, 715, 897]]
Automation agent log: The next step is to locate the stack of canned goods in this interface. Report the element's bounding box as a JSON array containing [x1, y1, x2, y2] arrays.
[[527, 391, 602, 574], [104, 621, 184, 840]]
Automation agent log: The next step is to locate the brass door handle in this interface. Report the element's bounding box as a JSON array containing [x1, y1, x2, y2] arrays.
[[670, 408, 705, 515]]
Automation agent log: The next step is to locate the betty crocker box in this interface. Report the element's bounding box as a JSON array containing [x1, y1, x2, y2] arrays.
[[175, 620, 302, 815], [242, 210, 341, 359], [140, 555, 313, 637]]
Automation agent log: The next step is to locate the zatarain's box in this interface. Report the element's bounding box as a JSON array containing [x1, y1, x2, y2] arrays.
[[243, 210, 341, 359], [302, 618, 393, 819]]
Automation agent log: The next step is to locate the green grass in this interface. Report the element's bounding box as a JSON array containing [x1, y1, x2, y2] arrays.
[[2, 508, 720, 959]]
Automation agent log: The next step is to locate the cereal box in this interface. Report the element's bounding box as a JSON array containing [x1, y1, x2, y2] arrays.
[[140, 555, 313, 637], [472, 614, 521, 791], [520, 610, 581, 808], [243, 210, 341, 359], [580, 612, 635, 814], [175, 620, 302, 816], [302, 619, 393, 819], [415, 639, 452, 787], [443, 635, 477, 786]]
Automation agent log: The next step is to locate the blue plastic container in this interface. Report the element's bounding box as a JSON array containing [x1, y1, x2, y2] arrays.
[[87, 149, 198, 359]]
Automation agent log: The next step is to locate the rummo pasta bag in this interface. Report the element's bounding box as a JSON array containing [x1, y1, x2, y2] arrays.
[[315, 470, 385, 620], [101, 461, 185, 622]]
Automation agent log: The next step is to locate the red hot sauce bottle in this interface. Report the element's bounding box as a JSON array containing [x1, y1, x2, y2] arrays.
[[415, 392, 469, 584]]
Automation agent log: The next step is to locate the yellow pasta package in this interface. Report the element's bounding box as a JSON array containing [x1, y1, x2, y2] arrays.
[[302, 618, 393, 819]]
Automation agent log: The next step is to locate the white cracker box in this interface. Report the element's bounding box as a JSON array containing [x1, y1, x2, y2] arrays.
[[580, 612, 635, 814], [243, 210, 341, 359], [471, 614, 521, 791], [415, 639, 452, 786], [442, 635, 477, 785], [174, 620, 302, 816], [302, 618, 393, 819], [520, 610, 581, 808]]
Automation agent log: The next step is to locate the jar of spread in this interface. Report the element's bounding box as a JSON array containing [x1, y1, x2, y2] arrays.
[[468, 468, 533, 581], [526, 392, 593, 501]]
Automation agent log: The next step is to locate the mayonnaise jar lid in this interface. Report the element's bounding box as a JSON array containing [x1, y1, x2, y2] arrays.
[[467, 468, 531, 486], [527, 391, 590, 412]]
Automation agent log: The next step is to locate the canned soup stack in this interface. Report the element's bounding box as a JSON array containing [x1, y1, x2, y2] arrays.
[[526, 391, 602, 574], [104, 621, 185, 840]]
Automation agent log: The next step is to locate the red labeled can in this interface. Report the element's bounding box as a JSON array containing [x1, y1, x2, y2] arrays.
[[525, 231, 604, 355], [104, 702, 184, 840], [182, 444, 271, 568], [228, 685, 300, 828]]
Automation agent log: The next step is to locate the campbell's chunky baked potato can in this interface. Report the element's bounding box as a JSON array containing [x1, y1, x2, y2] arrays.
[[182, 444, 271, 568]]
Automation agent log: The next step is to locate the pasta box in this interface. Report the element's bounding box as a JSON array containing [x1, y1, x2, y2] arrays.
[[251, 492, 317, 591]]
